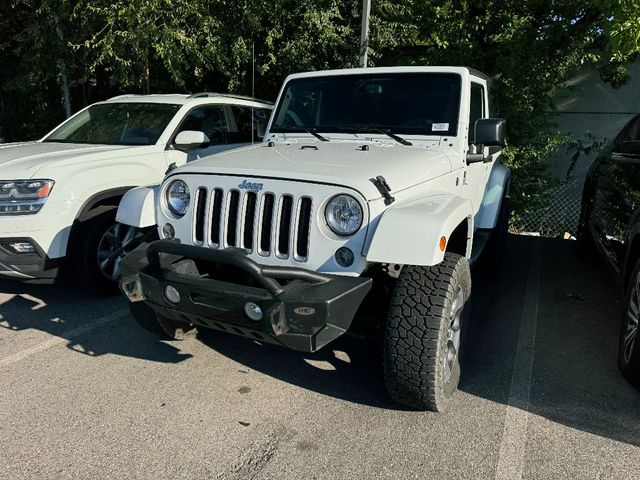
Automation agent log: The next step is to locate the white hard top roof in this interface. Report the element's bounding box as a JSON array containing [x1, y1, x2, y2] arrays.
[[286, 66, 492, 83]]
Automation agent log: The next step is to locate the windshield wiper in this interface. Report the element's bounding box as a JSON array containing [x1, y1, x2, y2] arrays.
[[336, 126, 412, 146], [276, 125, 329, 142]]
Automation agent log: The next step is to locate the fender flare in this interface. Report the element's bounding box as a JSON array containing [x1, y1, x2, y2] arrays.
[[474, 163, 511, 230], [365, 194, 473, 266], [116, 185, 159, 228]]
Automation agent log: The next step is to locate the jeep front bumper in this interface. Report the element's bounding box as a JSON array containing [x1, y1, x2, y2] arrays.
[[120, 240, 372, 352]]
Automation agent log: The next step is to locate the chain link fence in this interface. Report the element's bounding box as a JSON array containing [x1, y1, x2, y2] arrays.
[[510, 175, 585, 237]]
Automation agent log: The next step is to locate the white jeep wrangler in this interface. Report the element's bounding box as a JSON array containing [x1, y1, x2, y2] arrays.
[[118, 66, 510, 411]]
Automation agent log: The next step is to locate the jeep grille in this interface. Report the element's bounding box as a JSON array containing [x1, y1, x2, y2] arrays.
[[192, 187, 313, 262]]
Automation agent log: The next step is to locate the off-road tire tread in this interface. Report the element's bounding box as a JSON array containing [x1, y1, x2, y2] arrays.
[[384, 253, 471, 411]]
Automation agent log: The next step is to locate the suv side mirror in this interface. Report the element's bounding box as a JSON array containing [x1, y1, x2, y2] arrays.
[[174, 130, 210, 151], [256, 118, 268, 140], [474, 118, 506, 147]]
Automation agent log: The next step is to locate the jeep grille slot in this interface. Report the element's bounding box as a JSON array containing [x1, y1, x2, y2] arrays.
[[194, 188, 207, 244], [210, 188, 224, 246], [259, 193, 275, 255], [295, 197, 312, 259], [277, 195, 294, 257], [243, 191, 258, 250], [226, 190, 240, 247], [190, 184, 313, 263]]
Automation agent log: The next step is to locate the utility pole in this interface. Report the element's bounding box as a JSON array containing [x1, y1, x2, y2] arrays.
[[359, 0, 371, 68]]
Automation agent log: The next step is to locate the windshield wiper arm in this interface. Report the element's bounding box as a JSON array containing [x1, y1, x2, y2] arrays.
[[279, 125, 329, 142], [337, 126, 412, 146]]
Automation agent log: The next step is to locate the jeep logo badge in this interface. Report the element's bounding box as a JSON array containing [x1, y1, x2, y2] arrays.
[[293, 306, 315, 316], [238, 179, 263, 192]]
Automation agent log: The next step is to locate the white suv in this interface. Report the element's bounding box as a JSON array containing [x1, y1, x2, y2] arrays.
[[0, 93, 273, 291]]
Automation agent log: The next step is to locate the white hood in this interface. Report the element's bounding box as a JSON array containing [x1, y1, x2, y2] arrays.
[[174, 141, 455, 200], [0, 141, 148, 179]]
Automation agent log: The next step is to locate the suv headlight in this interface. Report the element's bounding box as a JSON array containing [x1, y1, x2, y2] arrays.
[[0, 179, 55, 215], [325, 194, 363, 236], [165, 180, 190, 217]]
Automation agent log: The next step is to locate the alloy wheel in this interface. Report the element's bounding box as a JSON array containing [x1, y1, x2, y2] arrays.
[[97, 223, 145, 282], [624, 272, 640, 364], [443, 286, 464, 382]]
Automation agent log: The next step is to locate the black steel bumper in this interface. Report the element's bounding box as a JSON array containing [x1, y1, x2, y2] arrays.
[[120, 240, 372, 352], [0, 237, 61, 283]]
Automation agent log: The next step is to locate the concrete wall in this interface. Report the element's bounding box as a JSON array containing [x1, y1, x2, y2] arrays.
[[552, 62, 640, 176]]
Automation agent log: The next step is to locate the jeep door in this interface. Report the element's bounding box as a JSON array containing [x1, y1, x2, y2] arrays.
[[465, 81, 493, 211], [590, 115, 640, 274]]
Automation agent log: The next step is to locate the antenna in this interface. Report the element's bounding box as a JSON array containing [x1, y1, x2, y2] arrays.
[[251, 43, 255, 146]]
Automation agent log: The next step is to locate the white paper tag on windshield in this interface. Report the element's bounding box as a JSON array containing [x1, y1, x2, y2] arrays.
[[432, 123, 449, 132]]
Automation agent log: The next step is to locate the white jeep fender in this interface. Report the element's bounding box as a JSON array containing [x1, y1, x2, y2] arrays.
[[474, 163, 511, 230], [116, 184, 159, 228], [365, 194, 473, 266]]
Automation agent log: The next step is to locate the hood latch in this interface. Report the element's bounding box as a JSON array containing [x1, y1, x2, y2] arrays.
[[372, 175, 395, 206]]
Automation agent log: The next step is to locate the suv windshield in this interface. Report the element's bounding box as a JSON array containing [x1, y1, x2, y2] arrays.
[[271, 72, 462, 137], [44, 102, 181, 145]]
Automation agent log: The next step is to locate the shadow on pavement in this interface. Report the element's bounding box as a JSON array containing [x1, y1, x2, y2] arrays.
[[1, 234, 639, 445], [0, 280, 191, 364], [201, 234, 640, 445]]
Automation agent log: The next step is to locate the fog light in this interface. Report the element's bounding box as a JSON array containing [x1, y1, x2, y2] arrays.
[[164, 285, 181, 304], [162, 223, 175, 239], [244, 302, 263, 321], [335, 247, 354, 267], [3, 242, 35, 254]]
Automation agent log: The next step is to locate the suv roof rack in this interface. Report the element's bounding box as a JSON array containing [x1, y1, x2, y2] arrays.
[[187, 92, 273, 105], [107, 94, 139, 101]]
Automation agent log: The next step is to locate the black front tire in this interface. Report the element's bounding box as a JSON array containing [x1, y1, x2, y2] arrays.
[[384, 254, 471, 411], [75, 208, 148, 295], [76, 207, 121, 294], [619, 259, 640, 387]]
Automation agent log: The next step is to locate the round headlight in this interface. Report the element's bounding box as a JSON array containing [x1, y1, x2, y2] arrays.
[[325, 194, 363, 236], [165, 180, 190, 217]]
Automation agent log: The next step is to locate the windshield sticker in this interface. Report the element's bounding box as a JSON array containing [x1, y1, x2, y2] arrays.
[[432, 123, 449, 132]]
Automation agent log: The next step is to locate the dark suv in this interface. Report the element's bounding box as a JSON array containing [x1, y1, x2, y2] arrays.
[[578, 113, 640, 387]]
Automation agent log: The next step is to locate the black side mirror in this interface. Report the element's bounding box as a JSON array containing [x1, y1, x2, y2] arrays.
[[474, 118, 506, 147], [256, 118, 268, 140]]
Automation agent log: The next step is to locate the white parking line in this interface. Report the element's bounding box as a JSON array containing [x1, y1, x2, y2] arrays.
[[495, 240, 542, 480], [0, 309, 128, 367]]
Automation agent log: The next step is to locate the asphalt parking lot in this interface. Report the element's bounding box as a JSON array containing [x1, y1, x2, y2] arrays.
[[1, 235, 640, 480]]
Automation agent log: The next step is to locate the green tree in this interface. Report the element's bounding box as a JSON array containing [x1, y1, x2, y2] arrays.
[[2, 0, 640, 223], [368, 1, 639, 219]]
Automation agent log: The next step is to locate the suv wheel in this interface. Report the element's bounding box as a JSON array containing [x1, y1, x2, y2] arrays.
[[129, 302, 197, 340], [620, 259, 640, 387], [384, 253, 471, 411], [78, 208, 146, 294]]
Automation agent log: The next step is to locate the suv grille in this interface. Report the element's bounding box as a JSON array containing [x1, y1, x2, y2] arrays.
[[193, 188, 313, 261]]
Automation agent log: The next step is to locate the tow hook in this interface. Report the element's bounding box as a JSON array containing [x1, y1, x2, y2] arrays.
[[121, 275, 146, 303]]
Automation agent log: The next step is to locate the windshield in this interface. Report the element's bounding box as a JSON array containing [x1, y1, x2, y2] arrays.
[[43, 102, 181, 145], [271, 73, 462, 137]]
